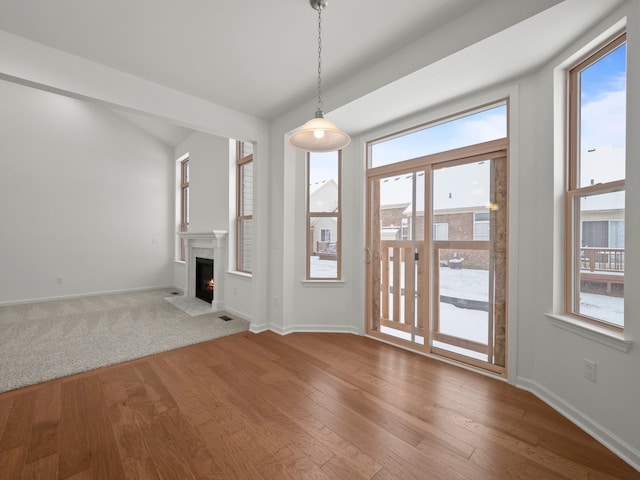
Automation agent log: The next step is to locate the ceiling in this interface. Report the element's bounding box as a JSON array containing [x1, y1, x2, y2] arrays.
[[0, 0, 627, 144], [0, 0, 487, 120]]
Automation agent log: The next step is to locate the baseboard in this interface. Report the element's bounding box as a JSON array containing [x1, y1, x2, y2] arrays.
[[0, 285, 178, 307], [264, 324, 361, 336], [517, 377, 640, 472], [249, 323, 271, 334]]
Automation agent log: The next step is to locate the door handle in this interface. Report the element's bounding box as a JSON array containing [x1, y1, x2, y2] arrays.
[[365, 247, 372, 264]]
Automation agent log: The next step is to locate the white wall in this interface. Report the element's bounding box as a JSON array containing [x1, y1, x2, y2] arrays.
[[0, 79, 174, 303], [172, 131, 230, 290], [175, 132, 230, 232], [515, 3, 640, 466]]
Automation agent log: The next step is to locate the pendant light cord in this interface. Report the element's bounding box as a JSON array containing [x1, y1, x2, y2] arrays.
[[316, 5, 323, 115]]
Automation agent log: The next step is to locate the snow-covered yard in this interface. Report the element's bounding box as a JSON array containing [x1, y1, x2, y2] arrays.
[[311, 256, 624, 334], [309, 256, 338, 278], [382, 266, 624, 353]]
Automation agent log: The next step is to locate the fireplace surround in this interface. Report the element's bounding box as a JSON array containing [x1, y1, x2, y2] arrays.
[[178, 230, 227, 312]]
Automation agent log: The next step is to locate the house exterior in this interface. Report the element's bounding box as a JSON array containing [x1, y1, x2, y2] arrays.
[[309, 179, 338, 255]]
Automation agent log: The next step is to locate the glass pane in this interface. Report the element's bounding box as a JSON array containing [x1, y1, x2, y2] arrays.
[[240, 141, 253, 158], [241, 162, 253, 216], [184, 186, 189, 225], [430, 157, 507, 366], [433, 161, 491, 242], [579, 42, 626, 187], [576, 191, 624, 327], [309, 216, 338, 278], [309, 152, 339, 213], [434, 247, 490, 361], [238, 218, 253, 272], [377, 171, 424, 344], [371, 104, 507, 168], [379, 172, 425, 241]]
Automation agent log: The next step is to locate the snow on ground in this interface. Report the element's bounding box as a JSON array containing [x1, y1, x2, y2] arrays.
[[439, 267, 488, 301], [311, 256, 624, 330], [309, 256, 338, 278], [383, 266, 624, 351], [579, 292, 623, 327]]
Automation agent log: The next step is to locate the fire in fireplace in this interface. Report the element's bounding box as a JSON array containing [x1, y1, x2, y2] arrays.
[[195, 257, 214, 303]]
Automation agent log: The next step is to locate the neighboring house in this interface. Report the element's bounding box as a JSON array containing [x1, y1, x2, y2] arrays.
[[378, 170, 492, 268], [309, 179, 338, 256]]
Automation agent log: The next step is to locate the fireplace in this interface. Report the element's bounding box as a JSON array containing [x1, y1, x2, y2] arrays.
[[195, 257, 214, 303], [178, 230, 227, 312]]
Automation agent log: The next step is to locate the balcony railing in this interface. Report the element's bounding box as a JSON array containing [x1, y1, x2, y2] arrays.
[[580, 247, 624, 272], [580, 247, 624, 295]]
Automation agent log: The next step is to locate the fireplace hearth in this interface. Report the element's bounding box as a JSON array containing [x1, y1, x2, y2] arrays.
[[195, 257, 214, 303]]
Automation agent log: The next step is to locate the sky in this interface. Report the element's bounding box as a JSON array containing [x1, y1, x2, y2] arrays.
[[308, 151, 339, 187], [579, 41, 626, 186], [370, 104, 507, 169]]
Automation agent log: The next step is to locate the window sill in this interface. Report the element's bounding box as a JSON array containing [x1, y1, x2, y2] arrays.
[[228, 271, 252, 279], [546, 313, 632, 353], [301, 279, 345, 287]]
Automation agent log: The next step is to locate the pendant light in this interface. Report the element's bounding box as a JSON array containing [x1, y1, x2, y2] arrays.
[[289, 0, 351, 152]]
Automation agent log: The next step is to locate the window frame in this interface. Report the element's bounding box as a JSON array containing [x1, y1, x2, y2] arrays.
[[306, 151, 342, 281], [565, 31, 626, 330], [178, 157, 189, 262], [236, 141, 253, 274]]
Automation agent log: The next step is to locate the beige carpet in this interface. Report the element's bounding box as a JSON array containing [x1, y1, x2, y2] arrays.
[[0, 289, 249, 393]]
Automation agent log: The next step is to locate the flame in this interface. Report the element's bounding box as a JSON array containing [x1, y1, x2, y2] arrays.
[[208, 279, 214, 290]]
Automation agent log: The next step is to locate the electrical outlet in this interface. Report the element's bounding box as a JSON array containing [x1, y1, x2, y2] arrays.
[[584, 359, 597, 382], [56, 277, 64, 285]]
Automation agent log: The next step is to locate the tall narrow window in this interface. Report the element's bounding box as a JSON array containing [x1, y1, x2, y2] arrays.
[[307, 151, 341, 280], [179, 157, 189, 261], [237, 141, 253, 274], [567, 32, 626, 329]]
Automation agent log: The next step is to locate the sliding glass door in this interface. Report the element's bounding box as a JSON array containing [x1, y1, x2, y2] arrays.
[[366, 144, 508, 375]]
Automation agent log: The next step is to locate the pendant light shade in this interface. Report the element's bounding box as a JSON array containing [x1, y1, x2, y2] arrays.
[[288, 0, 351, 152], [289, 111, 351, 153]]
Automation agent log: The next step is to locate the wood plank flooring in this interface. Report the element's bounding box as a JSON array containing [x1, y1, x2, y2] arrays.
[[0, 331, 637, 479]]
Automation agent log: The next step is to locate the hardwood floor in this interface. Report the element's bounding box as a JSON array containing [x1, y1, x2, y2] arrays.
[[0, 331, 637, 479]]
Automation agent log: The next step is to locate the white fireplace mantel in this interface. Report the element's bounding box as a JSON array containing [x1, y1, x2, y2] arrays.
[[178, 230, 227, 312]]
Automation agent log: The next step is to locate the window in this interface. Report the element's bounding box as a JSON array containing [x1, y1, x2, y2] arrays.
[[566, 32, 626, 329], [474, 212, 490, 241], [236, 141, 253, 274], [307, 151, 341, 280], [401, 218, 410, 240], [370, 103, 507, 168], [178, 156, 189, 261], [433, 223, 448, 241]]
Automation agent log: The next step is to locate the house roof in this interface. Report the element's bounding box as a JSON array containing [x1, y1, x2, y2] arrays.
[[309, 179, 338, 196], [379, 161, 491, 214]]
